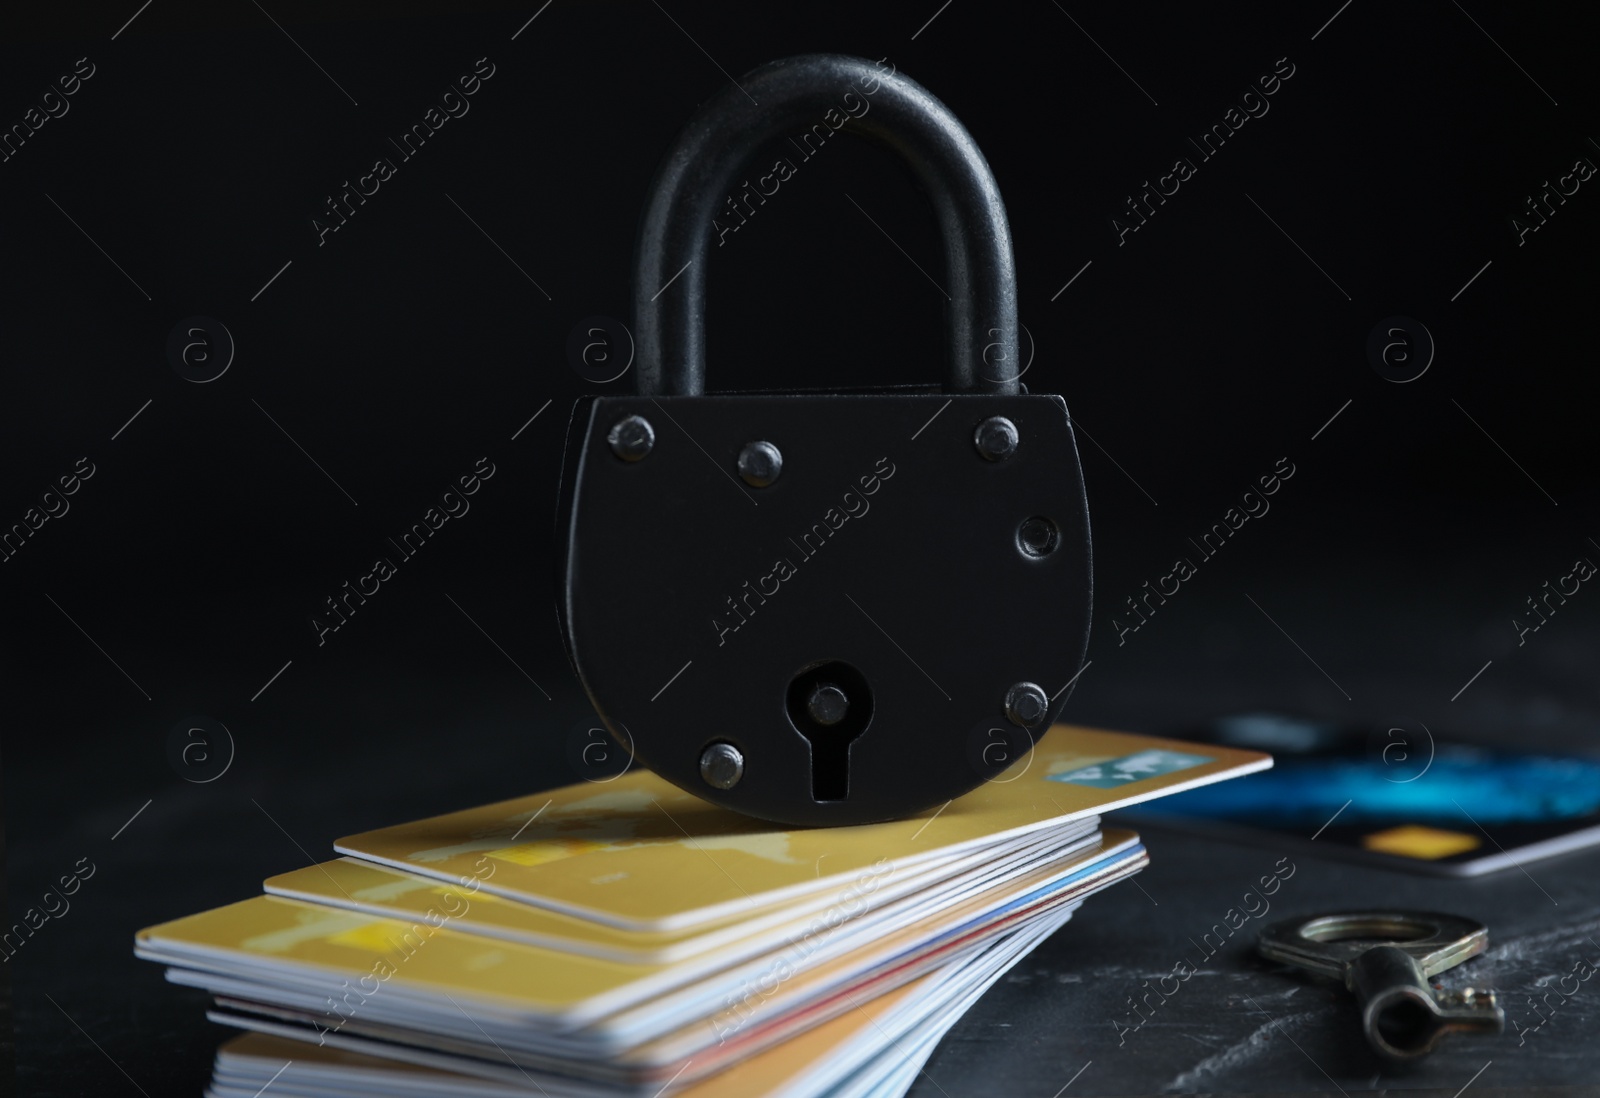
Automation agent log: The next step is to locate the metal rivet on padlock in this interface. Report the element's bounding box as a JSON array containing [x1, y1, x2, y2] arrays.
[[974, 416, 1019, 461], [737, 441, 783, 487], [700, 742, 745, 789], [1005, 682, 1049, 728], [1018, 516, 1060, 558], [607, 415, 654, 461], [555, 54, 1092, 826]]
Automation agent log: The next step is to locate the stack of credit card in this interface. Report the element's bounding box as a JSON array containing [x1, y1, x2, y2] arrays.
[[136, 725, 1268, 1097]]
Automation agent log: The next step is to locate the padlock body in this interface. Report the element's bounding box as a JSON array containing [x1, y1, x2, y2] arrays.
[[557, 392, 1091, 826]]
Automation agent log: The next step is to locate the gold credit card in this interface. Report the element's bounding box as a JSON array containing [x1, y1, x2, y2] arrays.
[[331, 724, 1269, 931], [166, 832, 1143, 1085], [263, 827, 1076, 965]]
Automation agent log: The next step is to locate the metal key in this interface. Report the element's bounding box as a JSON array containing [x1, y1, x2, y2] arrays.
[[1257, 911, 1504, 1061]]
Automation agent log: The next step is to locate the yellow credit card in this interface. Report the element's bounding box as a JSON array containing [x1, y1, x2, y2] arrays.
[[332, 723, 1268, 932], [209, 891, 1043, 1098], [135, 831, 1144, 1041], [137, 893, 660, 1022], [264, 830, 1051, 965], [206, 897, 1065, 1097]]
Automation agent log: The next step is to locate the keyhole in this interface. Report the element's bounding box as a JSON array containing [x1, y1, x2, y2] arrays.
[[786, 661, 873, 801]]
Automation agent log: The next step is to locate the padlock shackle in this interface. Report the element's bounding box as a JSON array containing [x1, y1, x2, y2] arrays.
[[633, 53, 1019, 397]]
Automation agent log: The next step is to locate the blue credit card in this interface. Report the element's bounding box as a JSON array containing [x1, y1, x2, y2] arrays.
[[1121, 713, 1600, 876]]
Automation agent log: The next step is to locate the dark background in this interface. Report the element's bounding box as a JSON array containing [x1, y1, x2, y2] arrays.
[[2, 1, 1597, 1094]]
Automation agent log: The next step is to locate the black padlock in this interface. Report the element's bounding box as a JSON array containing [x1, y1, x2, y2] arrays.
[[556, 54, 1090, 826]]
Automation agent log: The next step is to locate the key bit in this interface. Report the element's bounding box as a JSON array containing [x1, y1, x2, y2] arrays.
[[1257, 911, 1504, 1061]]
